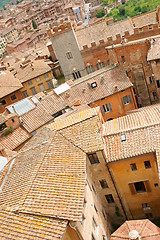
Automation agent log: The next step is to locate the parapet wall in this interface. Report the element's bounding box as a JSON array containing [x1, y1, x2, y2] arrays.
[[81, 23, 160, 52], [47, 17, 72, 37]]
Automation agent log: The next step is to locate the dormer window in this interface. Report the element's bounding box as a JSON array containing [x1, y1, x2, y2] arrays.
[[91, 82, 97, 88], [121, 134, 126, 142]]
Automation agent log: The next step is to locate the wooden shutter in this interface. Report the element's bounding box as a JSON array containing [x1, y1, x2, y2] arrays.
[[144, 180, 151, 192], [101, 106, 105, 115], [128, 183, 136, 195], [108, 103, 112, 112], [128, 94, 132, 103]]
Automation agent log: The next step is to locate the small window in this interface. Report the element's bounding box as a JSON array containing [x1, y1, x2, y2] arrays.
[[92, 233, 96, 240], [0, 122, 7, 131], [154, 183, 158, 188], [153, 92, 158, 100], [144, 161, 151, 169], [48, 81, 53, 89], [31, 88, 37, 95], [149, 76, 154, 83], [36, 77, 40, 81], [72, 71, 81, 80], [101, 103, 112, 115], [11, 95, 16, 101], [94, 204, 98, 213], [44, 74, 49, 78], [121, 56, 125, 63], [39, 84, 44, 91], [121, 134, 126, 142], [66, 52, 73, 59], [0, 100, 6, 105], [11, 118, 15, 123], [105, 194, 114, 204], [97, 62, 105, 70], [23, 92, 28, 98], [130, 163, 137, 171], [156, 80, 160, 88], [28, 81, 32, 85], [92, 217, 97, 230], [99, 179, 108, 189], [122, 95, 132, 105], [88, 153, 99, 164], [145, 212, 153, 219], [142, 203, 150, 209], [91, 82, 97, 88], [134, 181, 146, 193], [86, 65, 94, 74]]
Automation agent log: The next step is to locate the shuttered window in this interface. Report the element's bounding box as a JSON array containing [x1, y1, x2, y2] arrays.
[[100, 103, 112, 115], [88, 153, 99, 164], [122, 94, 132, 105], [129, 180, 151, 194]]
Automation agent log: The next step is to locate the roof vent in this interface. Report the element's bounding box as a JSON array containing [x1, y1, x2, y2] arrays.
[[129, 230, 139, 240]]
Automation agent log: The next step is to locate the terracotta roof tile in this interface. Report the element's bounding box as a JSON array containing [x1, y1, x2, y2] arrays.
[[21, 105, 54, 133], [0, 126, 32, 151], [147, 36, 160, 61], [132, 10, 157, 28], [0, 209, 67, 240], [0, 70, 23, 99], [0, 128, 86, 222], [47, 107, 104, 153], [0, 114, 6, 125], [111, 219, 160, 240]]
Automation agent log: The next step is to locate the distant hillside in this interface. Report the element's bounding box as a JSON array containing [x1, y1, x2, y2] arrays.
[[104, 0, 159, 21], [0, 0, 23, 9]]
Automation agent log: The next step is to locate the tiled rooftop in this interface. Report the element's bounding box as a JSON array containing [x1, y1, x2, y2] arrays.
[[147, 36, 160, 61], [111, 219, 160, 240], [0, 128, 86, 222], [0, 70, 23, 99], [0, 126, 32, 150], [103, 105, 160, 168], [21, 105, 53, 133], [47, 107, 104, 153]]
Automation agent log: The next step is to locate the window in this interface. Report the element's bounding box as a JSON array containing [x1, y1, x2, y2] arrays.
[[105, 194, 114, 204], [142, 203, 150, 210], [0, 100, 6, 105], [121, 134, 126, 142], [97, 62, 105, 70], [0, 123, 7, 132], [99, 179, 108, 189], [121, 56, 125, 63], [145, 213, 153, 219], [92, 233, 96, 240], [39, 84, 44, 91], [11, 95, 16, 101], [28, 81, 32, 85], [72, 71, 81, 80], [66, 52, 73, 59], [129, 180, 151, 194], [86, 65, 94, 74], [91, 82, 97, 88], [149, 76, 154, 83], [130, 163, 137, 171], [44, 74, 49, 78], [154, 183, 158, 188], [156, 80, 160, 88], [36, 77, 40, 81], [11, 118, 15, 123], [107, 60, 111, 65], [101, 103, 112, 115], [23, 92, 28, 98], [122, 95, 132, 105], [88, 153, 99, 164], [31, 88, 37, 95], [153, 92, 158, 100], [94, 204, 98, 213], [144, 161, 151, 169], [48, 81, 53, 89], [92, 217, 97, 230]]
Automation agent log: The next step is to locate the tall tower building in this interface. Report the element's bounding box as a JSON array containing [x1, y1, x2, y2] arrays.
[[47, 19, 87, 81]]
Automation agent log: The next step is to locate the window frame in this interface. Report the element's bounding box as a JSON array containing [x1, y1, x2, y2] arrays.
[[130, 163, 137, 171], [144, 161, 151, 169], [11, 95, 17, 101], [88, 153, 99, 165], [99, 179, 108, 189], [31, 88, 37, 95], [122, 94, 132, 105], [101, 103, 112, 115], [105, 194, 115, 204]]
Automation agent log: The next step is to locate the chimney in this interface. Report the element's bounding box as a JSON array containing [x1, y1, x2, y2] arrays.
[[129, 230, 140, 240]]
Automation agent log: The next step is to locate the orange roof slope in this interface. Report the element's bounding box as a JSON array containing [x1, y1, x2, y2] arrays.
[[111, 219, 160, 240], [0, 70, 22, 99]]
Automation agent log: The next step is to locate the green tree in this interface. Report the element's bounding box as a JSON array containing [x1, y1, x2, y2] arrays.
[[119, 6, 125, 16], [96, 8, 105, 18], [141, 5, 148, 13], [32, 19, 37, 29]]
